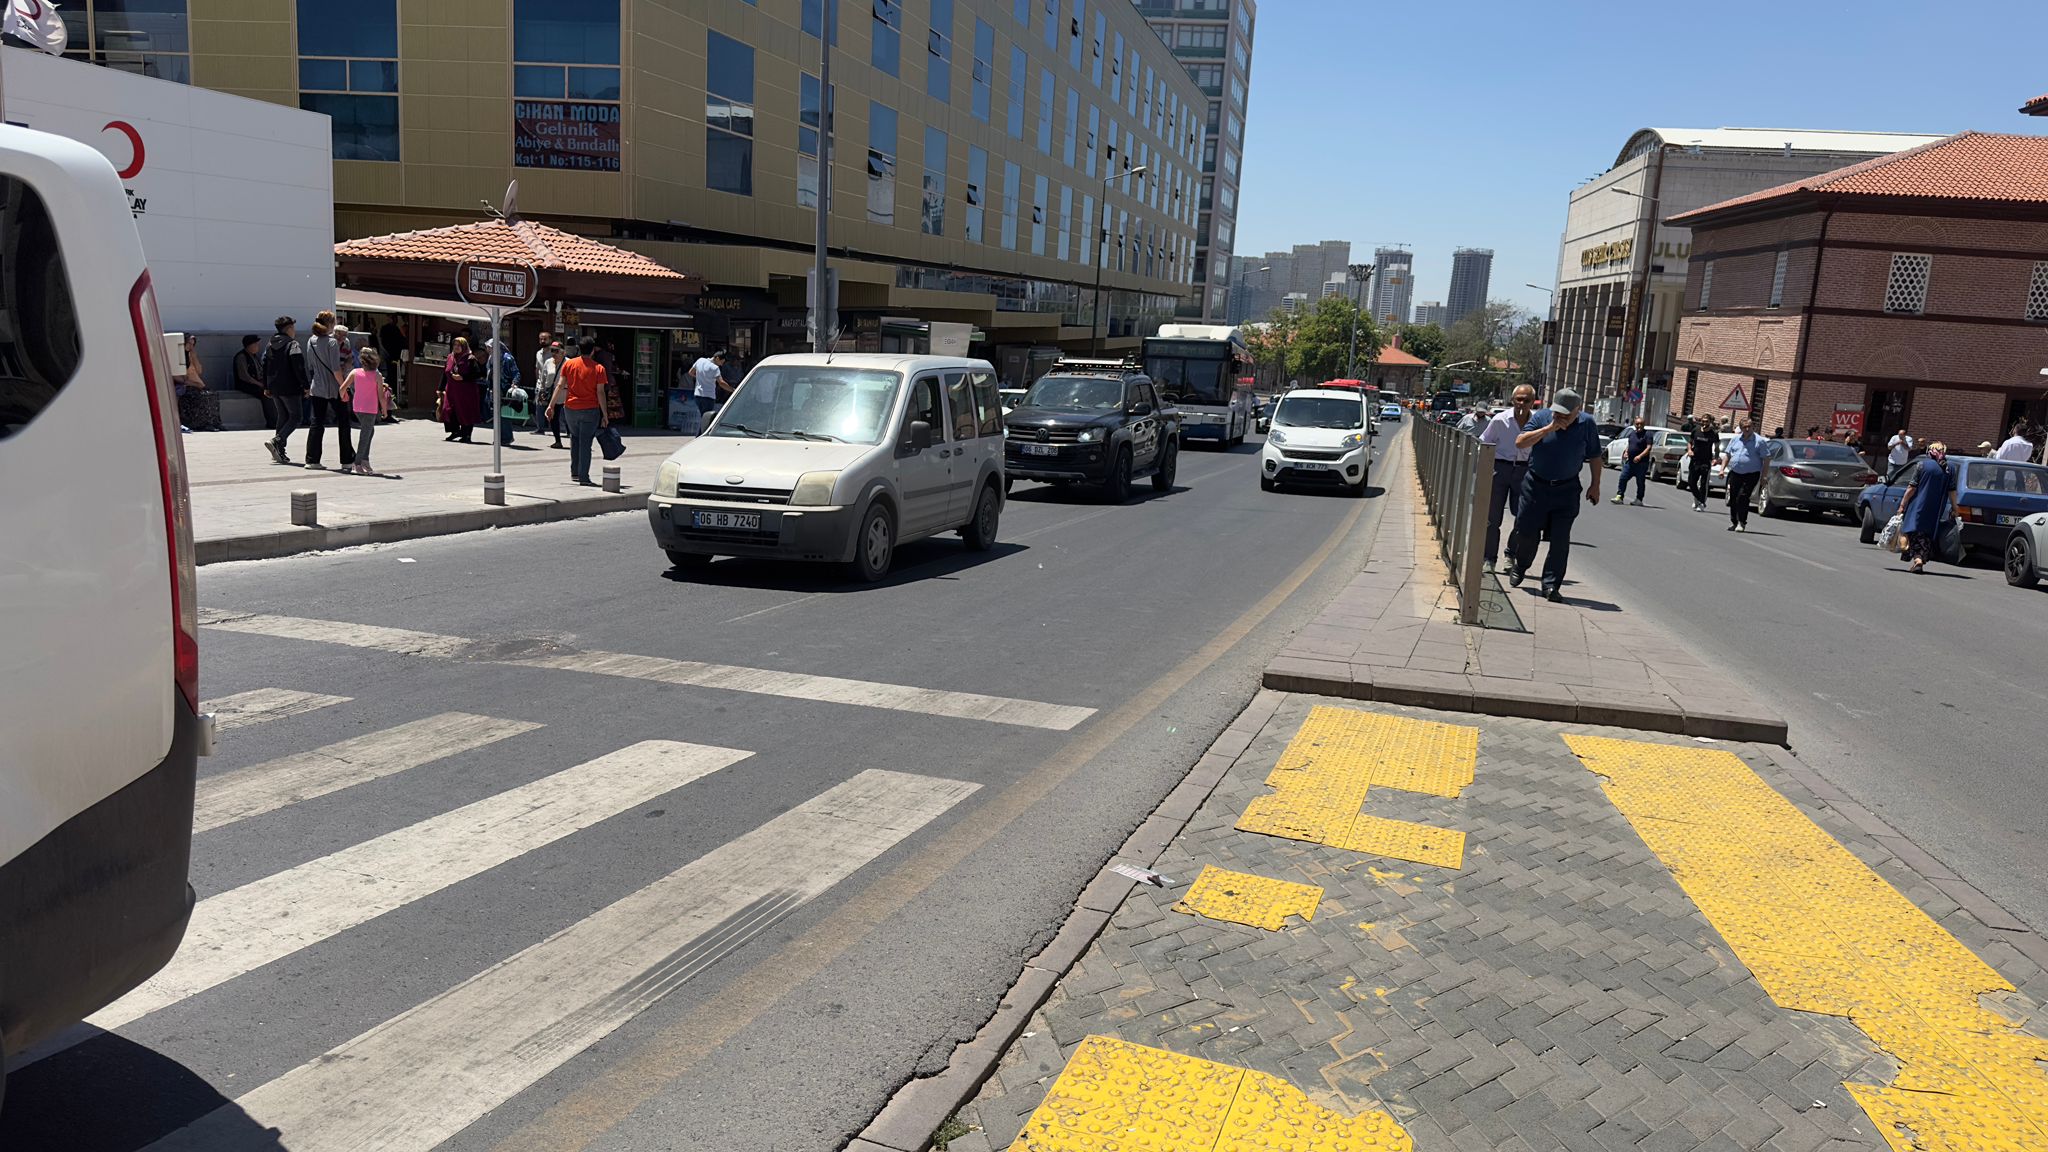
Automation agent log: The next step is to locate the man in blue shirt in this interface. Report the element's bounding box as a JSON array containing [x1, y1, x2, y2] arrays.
[[1506, 387, 1604, 602], [1718, 413, 1768, 532]]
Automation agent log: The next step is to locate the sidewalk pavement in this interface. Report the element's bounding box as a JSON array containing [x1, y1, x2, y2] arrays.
[[1264, 442, 1787, 744], [860, 688, 2048, 1152], [182, 420, 685, 563]]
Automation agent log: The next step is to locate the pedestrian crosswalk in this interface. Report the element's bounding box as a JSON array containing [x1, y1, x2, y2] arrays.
[[45, 663, 985, 1151]]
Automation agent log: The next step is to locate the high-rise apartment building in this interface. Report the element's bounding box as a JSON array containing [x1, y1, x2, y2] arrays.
[[1444, 248, 1495, 327], [1137, 0, 1257, 322], [1369, 247, 1413, 325], [1231, 239, 1349, 322], [1414, 301, 1446, 327], [47, 0, 1205, 385]]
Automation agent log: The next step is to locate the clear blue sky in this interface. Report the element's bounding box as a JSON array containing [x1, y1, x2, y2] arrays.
[[1234, 0, 2048, 319]]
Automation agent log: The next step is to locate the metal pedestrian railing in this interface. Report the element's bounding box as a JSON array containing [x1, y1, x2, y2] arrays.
[[1409, 416, 1495, 625]]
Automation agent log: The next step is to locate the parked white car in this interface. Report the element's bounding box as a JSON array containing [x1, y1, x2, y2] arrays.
[[648, 354, 1006, 581], [1603, 426, 1689, 481], [1259, 388, 1371, 496]]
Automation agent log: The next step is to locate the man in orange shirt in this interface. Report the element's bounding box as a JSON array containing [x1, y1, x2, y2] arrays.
[[546, 337, 611, 485]]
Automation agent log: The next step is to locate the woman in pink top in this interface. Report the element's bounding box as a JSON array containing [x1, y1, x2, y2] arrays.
[[340, 348, 391, 474]]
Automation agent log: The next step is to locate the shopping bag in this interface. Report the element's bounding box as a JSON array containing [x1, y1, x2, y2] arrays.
[[1877, 513, 1904, 553], [597, 424, 626, 461], [1939, 517, 1962, 562]]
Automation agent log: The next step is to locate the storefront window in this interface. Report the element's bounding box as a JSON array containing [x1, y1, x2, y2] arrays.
[[59, 0, 190, 84], [513, 0, 620, 100], [298, 0, 397, 161], [706, 31, 754, 196]]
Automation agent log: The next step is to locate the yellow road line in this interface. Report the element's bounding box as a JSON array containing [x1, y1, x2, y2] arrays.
[[1565, 733, 2048, 1152], [1174, 866, 1322, 931], [1009, 1035, 1411, 1151], [1237, 706, 1477, 868]]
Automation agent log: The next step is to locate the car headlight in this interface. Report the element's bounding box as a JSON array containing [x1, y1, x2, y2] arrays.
[[1268, 428, 1288, 445], [790, 470, 841, 506], [1076, 428, 1103, 443], [1341, 432, 1366, 449], [656, 458, 681, 496]]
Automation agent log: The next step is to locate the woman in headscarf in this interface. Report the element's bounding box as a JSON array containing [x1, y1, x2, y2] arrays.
[[438, 335, 483, 442], [1896, 439, 1961, 573]]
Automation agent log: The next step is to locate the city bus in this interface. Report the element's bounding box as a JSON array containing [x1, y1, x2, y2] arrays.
[[1142, 324, 1255, 447]]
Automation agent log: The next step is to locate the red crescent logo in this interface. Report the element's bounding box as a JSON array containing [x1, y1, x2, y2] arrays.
[[15, 0, 46, 20], [101, 120, 144, 180]]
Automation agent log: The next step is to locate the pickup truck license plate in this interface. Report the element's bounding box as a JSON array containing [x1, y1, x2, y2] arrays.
[[1023, 443, 1059, 456], [693, 511, 761, 530]]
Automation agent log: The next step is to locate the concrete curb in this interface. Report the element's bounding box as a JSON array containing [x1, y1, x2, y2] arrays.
[[194, 491, 645, 565], [848, 690, 1288, 1152], [1261, 658, 1790, 744]]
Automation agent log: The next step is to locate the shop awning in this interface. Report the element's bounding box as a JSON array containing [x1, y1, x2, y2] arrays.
[[335, 287, 494, 324], [571, 304, 694, 327]]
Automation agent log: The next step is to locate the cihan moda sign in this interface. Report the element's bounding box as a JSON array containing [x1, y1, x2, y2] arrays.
[[514, 101, 621, 171]]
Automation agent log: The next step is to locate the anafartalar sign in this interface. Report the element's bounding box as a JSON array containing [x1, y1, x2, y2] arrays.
[[1580, 239, 1633, 267]]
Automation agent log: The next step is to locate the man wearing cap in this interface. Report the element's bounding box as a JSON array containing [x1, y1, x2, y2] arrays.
[[1505, 387, 1604, 602]]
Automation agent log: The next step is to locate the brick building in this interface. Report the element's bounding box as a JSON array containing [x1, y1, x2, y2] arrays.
[[1668, 132, 2048, 454]]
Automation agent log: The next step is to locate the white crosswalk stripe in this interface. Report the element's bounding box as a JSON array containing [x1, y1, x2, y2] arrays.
[[202, 688, 350, 732], [197, 609, 1097, 731], [143, 768, 978, 1152], [192, 713, 540, 833], [92, 740, 751, 1034]]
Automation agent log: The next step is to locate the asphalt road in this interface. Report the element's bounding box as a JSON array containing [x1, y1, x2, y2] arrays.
[[1, 434, 1390, 1152], [1563, 475, 2048, 934]]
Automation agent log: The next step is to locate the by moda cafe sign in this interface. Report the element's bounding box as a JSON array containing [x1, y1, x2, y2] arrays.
[[514, 101, 621, 172], [1580, 239, 1633, 268]]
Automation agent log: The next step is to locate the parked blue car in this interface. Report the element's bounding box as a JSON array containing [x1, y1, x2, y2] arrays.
[[1856, 456, 2048, 562]]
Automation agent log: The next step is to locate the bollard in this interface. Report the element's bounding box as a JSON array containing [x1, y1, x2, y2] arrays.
[[290, 489, 317, 527], [483, 472, 505, 506], [601, 464, 621, 493]]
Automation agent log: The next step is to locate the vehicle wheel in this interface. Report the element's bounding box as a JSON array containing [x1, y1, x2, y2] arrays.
[[963, 482, 1000, 551], [1004, 476, 1014, 496], [2007, 534, 2039, 587], [665, 549, 711, 570], [1348, 475, 1367, 498], [1151, 440, 1178, 491], [1858, 505, 1878, 544], [1261, 476, 1277, 492], [850, 502, 896, 582], [1760, 495, 1781, 518], [1102, 447, 1132, 503]]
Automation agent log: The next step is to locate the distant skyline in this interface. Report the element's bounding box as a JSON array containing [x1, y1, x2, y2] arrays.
[[1231, 0, 2047, 320]]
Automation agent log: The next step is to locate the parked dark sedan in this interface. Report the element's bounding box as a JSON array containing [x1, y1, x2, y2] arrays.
[[1757, 439, 1879, 520], [1857, 456, 2048, 561]]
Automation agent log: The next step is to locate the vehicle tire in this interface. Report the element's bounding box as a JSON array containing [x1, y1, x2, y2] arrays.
[[850, 502, 896, 582], [963, 482, 1000, 551], [1760, 494, 1782, 518], [1102, 447, 1132, 503], [1151, 439, 1178, 491], [665, 549, 711, 570], [1004, 476, 1014, 496], [1261, 475, 1277, 492], [1858, 504, 1878, 544], [1348, 475, 1367, 498], [2007, 534, 2039, 587]]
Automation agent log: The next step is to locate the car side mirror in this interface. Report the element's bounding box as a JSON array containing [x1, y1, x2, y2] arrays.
[[1130, 402, 1152, 416], [902, 420, 933, 455]]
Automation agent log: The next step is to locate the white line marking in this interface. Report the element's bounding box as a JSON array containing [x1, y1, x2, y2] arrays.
[[199, 612, 1096, 731], [1747, 540, 1836, 571], [93, 740, 750, 1035], [144, 769, 977, 1152], [719, 593, 824, 624], [202, 689, 351, 732], [193, 714, 541, 833]]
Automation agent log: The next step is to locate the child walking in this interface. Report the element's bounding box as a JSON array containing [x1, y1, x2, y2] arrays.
[[342, 349, 391, 474]]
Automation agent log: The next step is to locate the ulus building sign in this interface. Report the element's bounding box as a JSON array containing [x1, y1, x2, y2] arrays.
[[1580, 239, 1633, 267]]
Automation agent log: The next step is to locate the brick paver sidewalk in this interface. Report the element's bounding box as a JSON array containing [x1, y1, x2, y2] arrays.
[[900, 692, 2048, 1152], [182, 421, 684, 562]]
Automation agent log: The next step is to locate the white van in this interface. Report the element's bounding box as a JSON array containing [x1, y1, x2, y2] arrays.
[[0, 126, 204, 1099], [648, 354, 1006, 581]]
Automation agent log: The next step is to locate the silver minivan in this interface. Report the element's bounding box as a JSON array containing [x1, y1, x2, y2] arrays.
[[648, 354, 1006, 581]]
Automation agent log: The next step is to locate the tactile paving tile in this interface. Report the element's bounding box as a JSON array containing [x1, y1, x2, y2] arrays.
[[1009, 1035, 1413, 1152], [1174, 866, 1323, 932], [1236, 707, 1476, 869], [1566, 732, 2048, 1152]]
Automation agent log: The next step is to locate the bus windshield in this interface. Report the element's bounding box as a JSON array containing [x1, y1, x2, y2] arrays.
[[1143, 339, 1236, 407]]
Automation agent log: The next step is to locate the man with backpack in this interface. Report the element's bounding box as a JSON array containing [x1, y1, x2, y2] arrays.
[[262, 315, 309, 464]]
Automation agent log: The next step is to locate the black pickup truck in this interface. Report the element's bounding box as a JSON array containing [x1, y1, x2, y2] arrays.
[[1003, 361, 1182, 502]]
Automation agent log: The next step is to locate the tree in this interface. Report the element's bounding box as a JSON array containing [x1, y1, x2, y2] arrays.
[[1243, 315, 1296, 392], [1440, 299, 1532, 397], [1394, 322, 1448, 367], [1503, 319, 1546, 388], [1283, 295, 1381, 384]]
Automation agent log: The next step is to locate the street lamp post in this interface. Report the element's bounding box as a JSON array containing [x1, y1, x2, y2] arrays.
[[1525, 282, 1554, 392], [1092, 163, 1146, 355], [1345, 262, 1376, 378], [810, 18, 835, 353]]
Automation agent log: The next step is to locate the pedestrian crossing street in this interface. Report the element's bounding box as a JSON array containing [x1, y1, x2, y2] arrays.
[[12, 607, 1101, 1150]]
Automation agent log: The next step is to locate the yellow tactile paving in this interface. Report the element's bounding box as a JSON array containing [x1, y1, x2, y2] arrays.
[[1236, 707, 1477, 868], [1174, 866, 1323, 931], [1009, 1035, 1412, 1152], [1565, 733, 2048, 1152]]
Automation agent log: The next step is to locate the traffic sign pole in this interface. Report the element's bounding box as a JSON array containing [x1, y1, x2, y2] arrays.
[[489, 304, 504, 476], [455, 258, 539, 500]]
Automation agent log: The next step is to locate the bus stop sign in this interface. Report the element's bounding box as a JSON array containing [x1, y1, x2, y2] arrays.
[[456, 260, 538, 309]]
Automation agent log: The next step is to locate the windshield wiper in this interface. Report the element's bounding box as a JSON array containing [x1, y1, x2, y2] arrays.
[[721, 422, 771, 438], [787, 430, 844, 442]]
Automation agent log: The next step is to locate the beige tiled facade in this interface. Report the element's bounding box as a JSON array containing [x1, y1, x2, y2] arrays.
[[181, 0, 1203, 350]]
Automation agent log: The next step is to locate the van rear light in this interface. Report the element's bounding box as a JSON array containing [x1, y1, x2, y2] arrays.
[[130, 271, 198, 710]]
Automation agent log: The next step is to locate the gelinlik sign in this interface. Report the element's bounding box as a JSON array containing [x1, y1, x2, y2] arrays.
[[514, 101, 622, 172]]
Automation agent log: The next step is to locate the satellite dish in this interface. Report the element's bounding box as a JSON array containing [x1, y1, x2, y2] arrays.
[[502, 180, 521, 225]]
